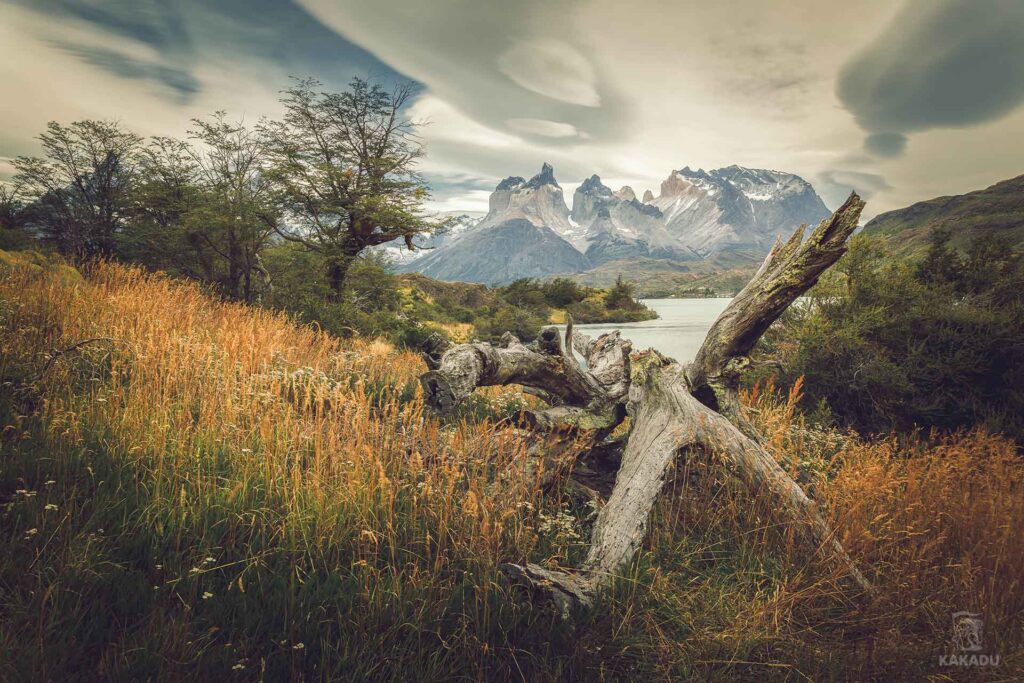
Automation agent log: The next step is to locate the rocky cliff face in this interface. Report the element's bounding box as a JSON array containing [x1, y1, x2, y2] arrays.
[[570, 174, 681, 260], [652, 165, 830, 255], [712, 165, 832, 249], [397, 162, 831, 284], [479, 162, 577, 241]]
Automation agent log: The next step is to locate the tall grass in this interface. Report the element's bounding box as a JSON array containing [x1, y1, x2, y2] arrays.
[[1, 254, 1021, 680]]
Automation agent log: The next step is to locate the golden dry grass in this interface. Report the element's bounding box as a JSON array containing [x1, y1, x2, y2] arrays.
[[1, 254, 1021, 681]]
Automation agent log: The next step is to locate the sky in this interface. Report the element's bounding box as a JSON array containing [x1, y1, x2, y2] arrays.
[[2, 0, 1024, 220]]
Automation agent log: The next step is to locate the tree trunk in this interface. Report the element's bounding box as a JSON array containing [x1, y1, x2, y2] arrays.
[[327, 251, 358, 301], [421, 193, 871, 616], [226, 229, 243, 300]]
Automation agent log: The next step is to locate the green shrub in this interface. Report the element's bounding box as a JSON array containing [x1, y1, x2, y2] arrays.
[[757, 232, 1024, 441]]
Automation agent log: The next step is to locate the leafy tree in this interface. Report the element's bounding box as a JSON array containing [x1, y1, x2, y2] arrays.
[[187, 113, 276, 302], [605, 274, 642, 311], [123, 137, 207, 277], [0, 184, 32, 250], [501, 279, 549, 311], [125, 115, 277, 302], [0, 184, 25, 231], [260, 78, 440, 298], [541, 277, 587, 307], [13, 120, 142, 257], [916, 227, 961, 286]]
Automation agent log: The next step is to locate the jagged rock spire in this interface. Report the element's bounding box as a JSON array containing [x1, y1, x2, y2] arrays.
[[526, 162, 559, 189]]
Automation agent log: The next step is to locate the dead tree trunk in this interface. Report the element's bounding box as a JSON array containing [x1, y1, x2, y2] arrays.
[[421, 194, 870, 615]]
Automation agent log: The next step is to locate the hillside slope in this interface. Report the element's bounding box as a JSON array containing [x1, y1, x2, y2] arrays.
[[863, 174, 1024, 252]]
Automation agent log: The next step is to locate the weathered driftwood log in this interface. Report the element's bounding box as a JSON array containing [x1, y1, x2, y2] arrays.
[[421, 323, 630, 431], [687, 193, 865, 433], [420, 193, 870, 615]]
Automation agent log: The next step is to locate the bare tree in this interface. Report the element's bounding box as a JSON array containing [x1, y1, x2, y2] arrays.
[[0, 183, 25, 231], [260, 78, 439, 298], [420, 194, 872, 616]]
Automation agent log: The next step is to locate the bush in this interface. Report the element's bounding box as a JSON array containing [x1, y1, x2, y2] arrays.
[[541, 277, 587, 307], [473, 305, 549, 342], [757, 232, 1024, 441], [261, 245, 443, 349]]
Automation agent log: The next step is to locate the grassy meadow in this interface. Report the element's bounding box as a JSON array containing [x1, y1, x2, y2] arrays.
[[1, 252, 1022, 681]]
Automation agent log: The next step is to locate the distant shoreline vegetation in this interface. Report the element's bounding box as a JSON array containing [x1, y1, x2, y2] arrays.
[[387, 271, 657, 346], [638, 287, 727, 299]]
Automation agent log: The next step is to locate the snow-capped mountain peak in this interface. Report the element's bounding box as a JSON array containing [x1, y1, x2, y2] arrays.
[[395, 162, 831, 284]]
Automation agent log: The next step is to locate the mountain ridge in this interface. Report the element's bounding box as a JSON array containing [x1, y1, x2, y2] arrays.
[[397, 162, 832, 285], [862, 174, 1024, 252]]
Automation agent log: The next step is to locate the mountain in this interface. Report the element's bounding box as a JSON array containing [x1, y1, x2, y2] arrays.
[[650, 165, 831, 255], [397, 164, 591, 284], [405, 218, 590, 284], [378, 213, 480, 265], [478, 162, 577, 240], [862, 174, 1024, 252], [397, 162, 831, 286], [571, 174, 686, 263]]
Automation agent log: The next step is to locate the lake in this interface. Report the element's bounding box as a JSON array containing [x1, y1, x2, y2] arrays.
[[564, 297, 732, 363]]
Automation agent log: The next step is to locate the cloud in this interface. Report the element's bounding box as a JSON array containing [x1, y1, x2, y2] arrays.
[[424, 189, 492, 215], [863, 132, 908, 158], [817, 170, 892, 208], [497, 40, 600, 107], [6, 0, 1024, 223], [505, 119, 582, 138], [0, 0, 418, 173], [297, 0, 627, 146], [838, 0, 1024, 155], [58, 45, 201, 101], [10, 0, 412, 105], [409, 96, 521, 148]]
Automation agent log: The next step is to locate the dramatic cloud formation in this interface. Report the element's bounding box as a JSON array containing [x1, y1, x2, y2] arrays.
[[0, 0, 406, 154], [3, 0, 1024, 219], [498, 40, 601, 108], [838, 0, 1024, 157], [817, 170, 893, 209], [506, 119, 584, 139]]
